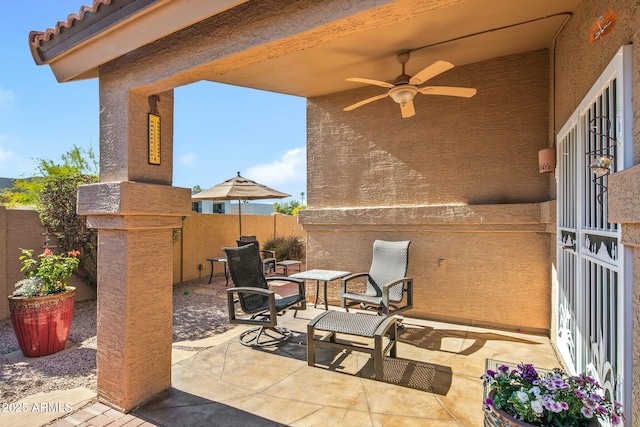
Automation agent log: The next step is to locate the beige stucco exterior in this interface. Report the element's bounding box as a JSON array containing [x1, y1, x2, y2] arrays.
[[27, 0, 639, 420], [301, 49, 552, 332]]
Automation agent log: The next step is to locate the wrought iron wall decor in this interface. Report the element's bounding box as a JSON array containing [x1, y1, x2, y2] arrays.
[[585, 116, 617, 207]]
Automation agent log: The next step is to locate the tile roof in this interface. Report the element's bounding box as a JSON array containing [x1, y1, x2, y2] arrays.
[[29, 0, 112, 52]]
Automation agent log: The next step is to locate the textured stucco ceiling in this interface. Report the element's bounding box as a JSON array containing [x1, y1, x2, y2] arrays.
[[209, 0, 581, 98]]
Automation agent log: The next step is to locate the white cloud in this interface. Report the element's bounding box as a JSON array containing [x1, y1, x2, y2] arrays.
[[180, 152, 197, 165], [246, 147, 306, 189], [0, 145, 14, 163], [0, 88, 15, 110], [0, 135, 37, 179]]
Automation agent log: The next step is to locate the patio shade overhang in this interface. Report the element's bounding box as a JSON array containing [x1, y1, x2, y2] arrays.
[[30, 0, 582, 96]]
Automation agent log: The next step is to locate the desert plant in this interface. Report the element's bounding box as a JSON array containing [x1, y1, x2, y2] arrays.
[[263, 235, 305, 261]]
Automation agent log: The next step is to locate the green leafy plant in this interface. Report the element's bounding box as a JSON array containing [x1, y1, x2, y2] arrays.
[[14, 248, 80, 297], [273, 200, 306, 216], [482, 363, 625, 426], [1, 146, 98, 288], [39, 174, 98, 287], [263, 235, 305, 261]]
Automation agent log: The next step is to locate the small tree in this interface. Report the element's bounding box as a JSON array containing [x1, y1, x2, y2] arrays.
[[39, 174, 98, 287], [274, 200, 306, 215], [1, 145, 98, 287]]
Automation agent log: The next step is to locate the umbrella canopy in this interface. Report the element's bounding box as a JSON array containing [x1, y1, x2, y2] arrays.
[[192, 172, 290, 235]]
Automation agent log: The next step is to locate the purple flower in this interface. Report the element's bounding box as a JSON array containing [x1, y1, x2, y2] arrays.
[[483, 398, 494, 413], [574, 389, 587, 399], [584, 398, 597, 409], [486, 370, 495, 377], [559, 402, 569, 410], [611, 412, 621, 425], [518, 363, 539, 383], [549, 402, 564, 413], [581, 407, 594, 418]]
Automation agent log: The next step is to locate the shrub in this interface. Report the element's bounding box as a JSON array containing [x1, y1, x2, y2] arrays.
[[263, 236, 305, 261], [39, 174, 98, 287]]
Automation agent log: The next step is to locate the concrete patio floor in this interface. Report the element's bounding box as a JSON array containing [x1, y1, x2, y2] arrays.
[[6, 273, 562, 427], [47, 306, 560, 426]]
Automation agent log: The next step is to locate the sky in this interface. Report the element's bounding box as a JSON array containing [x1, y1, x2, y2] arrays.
[[0, 1, 307, 203]]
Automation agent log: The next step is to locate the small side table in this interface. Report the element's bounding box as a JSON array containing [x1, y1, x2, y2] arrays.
[[276, 260, 302, 276], [290, 269, 350, 310], [206, 257, 228, 285]]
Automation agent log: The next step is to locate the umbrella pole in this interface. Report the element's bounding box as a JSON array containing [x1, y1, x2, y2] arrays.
[[238, 198, 242, 236]]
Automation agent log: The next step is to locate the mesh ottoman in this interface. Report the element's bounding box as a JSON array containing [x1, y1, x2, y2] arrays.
[[307, 310, 397, 380]]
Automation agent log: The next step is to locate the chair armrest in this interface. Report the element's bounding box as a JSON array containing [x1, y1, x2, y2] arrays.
[[266, 277, 306, 298], [341, 272, 370, 295], [226, 287, 278, 325], [227, 287, 276, 297], [381, 277, 413, 305], [260, 249, 276, 259]]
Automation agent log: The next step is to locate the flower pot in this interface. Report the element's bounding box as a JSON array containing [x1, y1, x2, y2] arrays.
[[484, 400, 537, 427], [8, 287, 76, 357], [484, 390, 600, 427]]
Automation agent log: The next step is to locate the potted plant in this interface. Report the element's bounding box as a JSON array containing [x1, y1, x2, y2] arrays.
[[482, 363, 625, 426], [8, 248, 80, 357]]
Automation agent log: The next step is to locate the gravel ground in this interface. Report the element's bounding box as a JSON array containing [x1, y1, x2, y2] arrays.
[[0, 278, 230, 405]]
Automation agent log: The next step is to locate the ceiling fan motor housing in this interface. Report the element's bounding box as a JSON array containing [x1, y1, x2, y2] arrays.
[[389, 84, 418, 104], [393, 73, 411, 85]]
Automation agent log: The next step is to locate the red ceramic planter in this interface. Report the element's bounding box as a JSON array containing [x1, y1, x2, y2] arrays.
[[8, 287, 76, 357]]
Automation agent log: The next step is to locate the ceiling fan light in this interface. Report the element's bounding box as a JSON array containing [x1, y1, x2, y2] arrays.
[[389, 85, 418, 104]]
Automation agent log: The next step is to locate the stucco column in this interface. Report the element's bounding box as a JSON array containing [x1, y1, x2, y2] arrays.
[[77, 85, 191, 411], [78, 182, 190, 411], [608, 164, 640, 423]]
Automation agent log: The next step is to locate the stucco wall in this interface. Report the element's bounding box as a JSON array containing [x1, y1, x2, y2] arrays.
[[308, 49, 550, 207], [301, 49, 553, 332], [173, 212, 304, 283], [1, 206, 302, 319]]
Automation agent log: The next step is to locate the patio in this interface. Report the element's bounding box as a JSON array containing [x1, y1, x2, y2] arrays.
[[44, 275, 560, 427]]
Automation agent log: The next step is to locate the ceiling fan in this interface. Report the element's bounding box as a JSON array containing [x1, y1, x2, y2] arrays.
[[343, 51, 477, 118]]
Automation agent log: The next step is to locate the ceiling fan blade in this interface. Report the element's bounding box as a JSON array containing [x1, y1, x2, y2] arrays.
[[343, 93, 389, 111], [346, 77, 394, 88], [409, 60, 454, 85], [419, 86, 477, 98], [400, 100, 415, 118]]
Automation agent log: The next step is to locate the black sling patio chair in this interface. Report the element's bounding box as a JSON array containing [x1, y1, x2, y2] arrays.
[[224, 244, 306, 347], [340, 240, 413, 316], [237, 235, 277, 275]]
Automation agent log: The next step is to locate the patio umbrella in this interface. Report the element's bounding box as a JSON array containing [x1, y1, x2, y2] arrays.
[[192, 172, 290, 235]]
